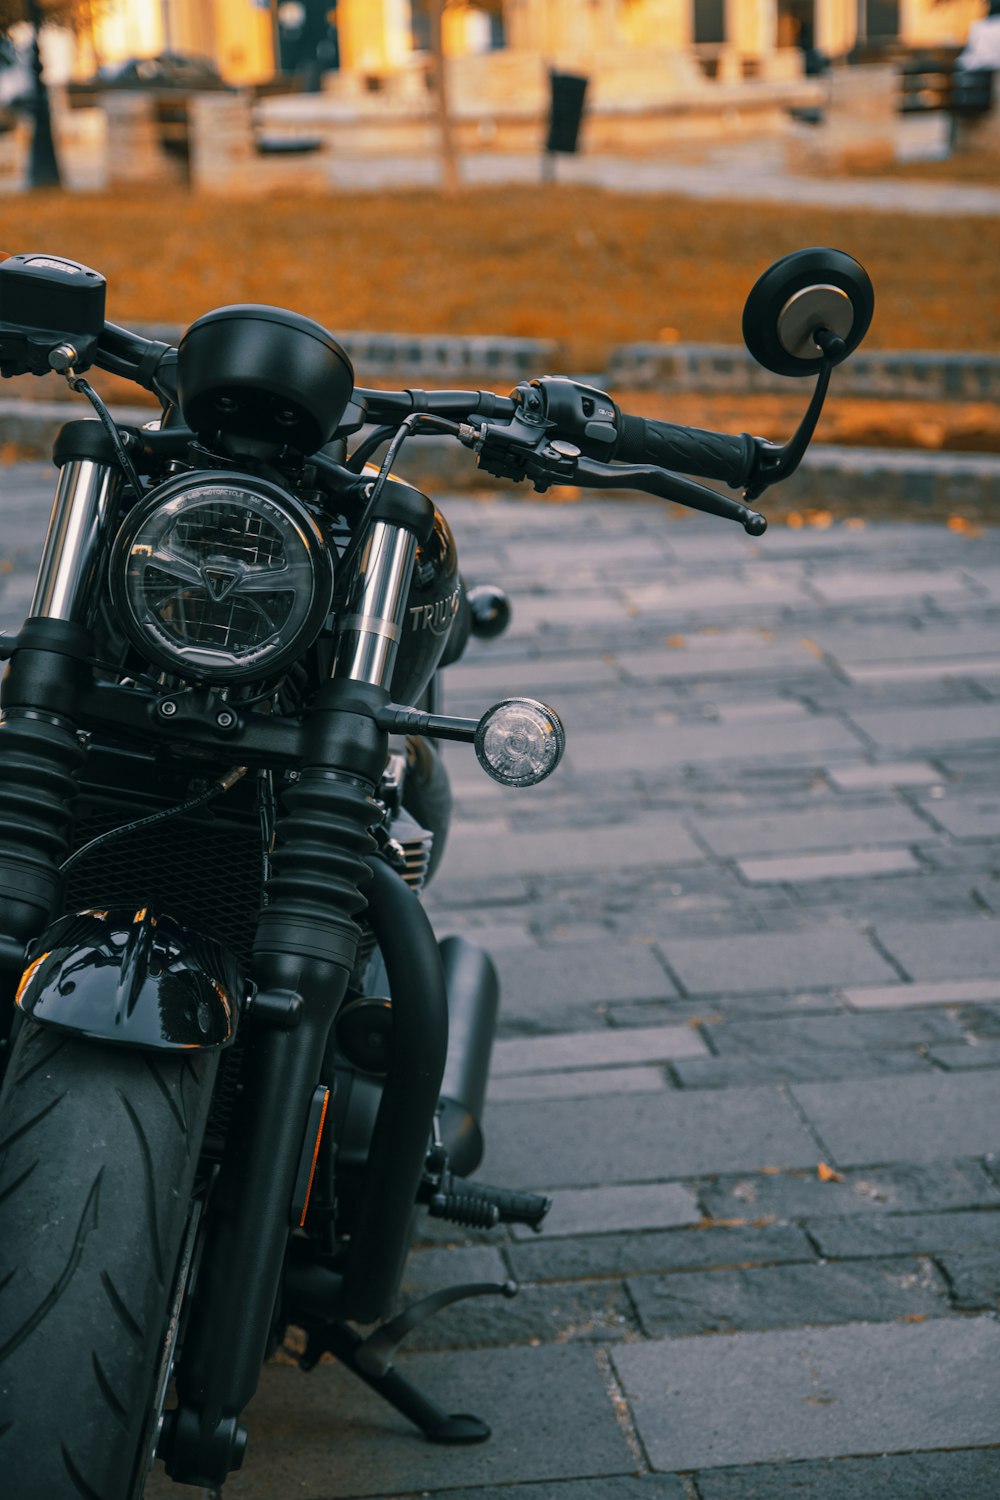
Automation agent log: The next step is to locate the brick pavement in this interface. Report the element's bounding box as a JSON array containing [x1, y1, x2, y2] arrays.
[[2, 465, 999, 1497]]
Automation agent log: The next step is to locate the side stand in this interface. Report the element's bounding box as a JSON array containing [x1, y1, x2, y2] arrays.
[[299, 1279, 518, 1445]]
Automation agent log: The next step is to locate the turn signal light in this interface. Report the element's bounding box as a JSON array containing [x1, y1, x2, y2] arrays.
[[474, 697, 565, 787]]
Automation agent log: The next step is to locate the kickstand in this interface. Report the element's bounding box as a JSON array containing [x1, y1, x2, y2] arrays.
[[300, 1280, 518, 1444]]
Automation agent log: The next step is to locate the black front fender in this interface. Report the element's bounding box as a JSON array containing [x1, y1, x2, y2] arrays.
[[15, 906, 247, 1051]]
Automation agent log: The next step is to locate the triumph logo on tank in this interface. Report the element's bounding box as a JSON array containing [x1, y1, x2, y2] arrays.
[[409, 587, 461, 636]]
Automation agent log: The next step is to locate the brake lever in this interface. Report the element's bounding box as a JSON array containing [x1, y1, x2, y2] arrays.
[[516, 441, 767, 536], [573, 456, 766, 535], [462, 411, 766, 534]]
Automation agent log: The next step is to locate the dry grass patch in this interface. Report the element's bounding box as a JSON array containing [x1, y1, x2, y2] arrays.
[[1, 186, 997, 372]]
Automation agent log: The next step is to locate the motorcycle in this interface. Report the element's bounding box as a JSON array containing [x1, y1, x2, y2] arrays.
[[0, 244, 872, 1497]]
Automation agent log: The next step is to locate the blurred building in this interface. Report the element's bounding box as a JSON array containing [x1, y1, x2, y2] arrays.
[[335, 2, 987, 75], [68, 2, 990, 90], [77, 0, 276, 85]]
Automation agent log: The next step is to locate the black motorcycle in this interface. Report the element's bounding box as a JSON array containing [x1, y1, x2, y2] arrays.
[[0, 245, 872, 1497]]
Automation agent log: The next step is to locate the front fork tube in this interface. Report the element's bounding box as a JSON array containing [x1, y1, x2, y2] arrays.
[[0, 455, 118, 1016], [169, 514, 432, 1484]]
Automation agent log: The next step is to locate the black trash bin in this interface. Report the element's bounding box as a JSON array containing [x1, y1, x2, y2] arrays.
[[546, 70, 588, 155]]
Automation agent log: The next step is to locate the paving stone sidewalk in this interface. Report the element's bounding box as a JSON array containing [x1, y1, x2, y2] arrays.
[[2, 465, 999, 1499]]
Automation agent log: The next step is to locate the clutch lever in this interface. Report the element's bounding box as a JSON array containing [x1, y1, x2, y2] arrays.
[[460, 414, 766, 535]]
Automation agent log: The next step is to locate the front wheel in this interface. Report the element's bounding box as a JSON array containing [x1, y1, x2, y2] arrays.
[[0, 1021, 217, 1499]]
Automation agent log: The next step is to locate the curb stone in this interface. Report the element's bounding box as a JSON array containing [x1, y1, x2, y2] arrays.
[[2, 399, 997, 512]]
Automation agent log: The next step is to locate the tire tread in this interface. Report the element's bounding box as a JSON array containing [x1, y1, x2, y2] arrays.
[[0, 1022, 217, 1498]]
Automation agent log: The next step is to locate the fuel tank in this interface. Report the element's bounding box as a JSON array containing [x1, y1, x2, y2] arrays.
[[390, 503, 464, 705]]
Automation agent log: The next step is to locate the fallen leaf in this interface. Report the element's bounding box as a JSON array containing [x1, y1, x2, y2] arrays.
[[817, 1161, 844, 1183]]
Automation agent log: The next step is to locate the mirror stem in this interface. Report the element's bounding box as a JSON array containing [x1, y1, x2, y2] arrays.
[[744, 353, 833, 501]]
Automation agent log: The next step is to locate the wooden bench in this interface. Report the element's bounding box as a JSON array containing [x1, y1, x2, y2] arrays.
[[898, 48, 994, 120]]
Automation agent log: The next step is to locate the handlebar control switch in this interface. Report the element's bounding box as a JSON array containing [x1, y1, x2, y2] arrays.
[[0, 254, 106, 377], [529, 376, 620, 460]]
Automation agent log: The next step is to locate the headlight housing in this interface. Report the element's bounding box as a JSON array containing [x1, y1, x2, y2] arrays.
[[108, 471, 334, 685]]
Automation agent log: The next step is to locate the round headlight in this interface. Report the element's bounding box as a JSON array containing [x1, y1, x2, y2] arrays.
[[108, 471, 334, 685]]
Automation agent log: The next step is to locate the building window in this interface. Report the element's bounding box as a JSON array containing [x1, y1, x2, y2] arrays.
[[867, 1, 900, 39], [693, 0, 726, 47], [777, 0, 816, 51]]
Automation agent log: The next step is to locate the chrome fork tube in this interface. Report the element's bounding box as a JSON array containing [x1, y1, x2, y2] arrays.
[[29, 460, 119, 625], [334, 519, 416, 690]]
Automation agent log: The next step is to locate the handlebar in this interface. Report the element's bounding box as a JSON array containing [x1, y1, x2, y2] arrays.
[[356, 387, 518, 423], [18, 312, 776, 532]]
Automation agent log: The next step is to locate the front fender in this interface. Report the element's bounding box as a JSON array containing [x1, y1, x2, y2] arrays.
[[15, 906, 247, 1051]]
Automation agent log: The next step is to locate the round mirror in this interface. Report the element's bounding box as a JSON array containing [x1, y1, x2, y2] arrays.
[[742, 247, 874, 377]]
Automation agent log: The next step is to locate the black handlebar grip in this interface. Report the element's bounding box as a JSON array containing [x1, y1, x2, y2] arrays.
[[615, 413, 757, 490]]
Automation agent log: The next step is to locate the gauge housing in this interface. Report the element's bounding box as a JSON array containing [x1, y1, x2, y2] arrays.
[[108, 471, 335, 684], [177, 304, 355, 453]]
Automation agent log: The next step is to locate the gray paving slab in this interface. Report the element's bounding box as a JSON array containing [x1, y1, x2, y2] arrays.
[[616, 638, 826, 682], [402, 1279, 638, 1351], [826, 760, 943, 790], [482, 1087, 824, 1189], [612, 1317, 1000, 1473], [873, 917, 1000, 980], [790, 1071, 1000, 1166], [844, 976, 1000, 1010], [388, 1481, 688, 1500], [627, 1256, 949, 1336], [671, 1048, 933, 1090], [444, 817, 705, 880], [623, 574, 810, 615], [147, 1345, 637, 1499], [568, 714, 866, 776], [845, 656, 1000, 684], [508, 1182, 701, 1241], [935, 1251, 1000, 1311], [488, 1064, 669, 1102], [847, 702, 1000, 751], [929, 1039, 1000, 1070], [915, 792, 1000, 839], [811, 620, 1000, 666], [507, 1223, 817, 1285], [402, 1245, 507, 1295], [490, 945, 679, 1026], [656, 927, 898, 996], [808, 568, 977, 604], [694, 1449, 1000, 1500], [698, 1160, 1000, 1223], [705, 1010, 968, 1055], [737, 849, 922, 883], [691, 804, 930, 858], [445, 653, 623, 698], [787, 873, 992, 924], [806, 1208, 1000, 1260], [491, 1024, 707, 1075]]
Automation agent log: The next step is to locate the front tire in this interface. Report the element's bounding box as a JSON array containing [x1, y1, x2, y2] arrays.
[[0, 1021, 217, 1499]]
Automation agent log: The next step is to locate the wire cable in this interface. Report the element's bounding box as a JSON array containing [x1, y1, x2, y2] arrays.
[[59, 766, 248, 878], [61, 369, 146, 501]]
